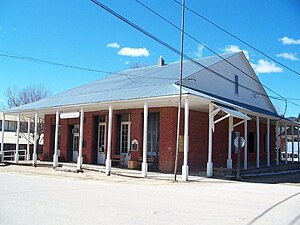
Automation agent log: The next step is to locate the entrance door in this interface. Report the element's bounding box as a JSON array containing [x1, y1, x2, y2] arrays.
[[147, 113, 160, 169], [72, 124, 79, 162], [97, 122, 106, 164], [120, 121, 131, 165]]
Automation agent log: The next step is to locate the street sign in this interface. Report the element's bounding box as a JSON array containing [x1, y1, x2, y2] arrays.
[[234, 137, 245, 149]]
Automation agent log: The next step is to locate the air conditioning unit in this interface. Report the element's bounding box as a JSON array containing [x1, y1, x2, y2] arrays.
[[72, 128, 79, 134]]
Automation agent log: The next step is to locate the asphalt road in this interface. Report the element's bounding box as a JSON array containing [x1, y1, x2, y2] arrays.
[[0, 168, 299, 225]]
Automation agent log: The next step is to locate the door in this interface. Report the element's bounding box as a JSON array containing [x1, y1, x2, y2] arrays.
[[147, 113, 160, 169], [97, 122, 106, 164], [72, 124, 79, 162], [120, 121, 131, 165]]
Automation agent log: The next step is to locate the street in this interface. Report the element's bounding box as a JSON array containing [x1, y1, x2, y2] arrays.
[[0, 166, 299, 225]]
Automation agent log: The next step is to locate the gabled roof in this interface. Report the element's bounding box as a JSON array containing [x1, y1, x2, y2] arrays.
[[6, 52, 235, 112]]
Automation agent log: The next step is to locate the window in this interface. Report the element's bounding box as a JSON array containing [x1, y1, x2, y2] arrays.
[[4, 121, 17, 132], [235, 75, 239, 95]]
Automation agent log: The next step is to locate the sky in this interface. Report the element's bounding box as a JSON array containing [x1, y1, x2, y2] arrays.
[[0, 0, 299, 117]]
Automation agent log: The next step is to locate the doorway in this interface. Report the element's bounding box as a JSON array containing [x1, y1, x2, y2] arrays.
[[68, 124, 79, 162], [147, 113, 160, 169], [97, 115, 106, 164]]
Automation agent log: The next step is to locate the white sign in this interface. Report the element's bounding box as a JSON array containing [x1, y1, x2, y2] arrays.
[[234, 137, 245, 149], [60, 112, 80, 119]]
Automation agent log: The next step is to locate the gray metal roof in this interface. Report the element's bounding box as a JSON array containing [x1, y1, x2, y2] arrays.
[[6, 52, 235, 112]]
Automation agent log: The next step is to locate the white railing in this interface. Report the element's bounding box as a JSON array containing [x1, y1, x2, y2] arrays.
[[2, 149, 27, 161]]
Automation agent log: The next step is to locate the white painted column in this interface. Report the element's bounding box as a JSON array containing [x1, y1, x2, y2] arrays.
[[77, 108, 84, 170], [298, 127, 300, 162], [244, 119, 248, 169], [15, 114, 20, 163], [182, 98, 189, 181], [32, 113, 38, 166], [284, 123, 288, 164], [26, 117, 30, 161], [142, 102, 148, 178], [275, 121, 279, 165], [1, 114, 5, 161], [207, 103, 214, 177], [256, 116, 260, 168], [105, 105, 113, 176], [53, 111, 59, 168], [267, 118, 270, 167], [227, 116, 233, 169], [291, 125, 294, 163]]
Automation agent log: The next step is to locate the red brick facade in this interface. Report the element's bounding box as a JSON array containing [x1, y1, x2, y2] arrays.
[[42, 107, 276, 173]]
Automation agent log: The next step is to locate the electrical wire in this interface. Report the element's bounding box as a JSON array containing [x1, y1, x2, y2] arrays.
[[171, 0, 300, 78]]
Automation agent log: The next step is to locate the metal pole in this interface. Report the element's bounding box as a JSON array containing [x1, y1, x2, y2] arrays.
[[142, 102, 148, 177], [227, 116, 233, 169], [174, 0, 185, 182]]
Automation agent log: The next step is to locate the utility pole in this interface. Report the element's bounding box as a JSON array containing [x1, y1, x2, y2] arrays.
[[174, 0, 185, 182]]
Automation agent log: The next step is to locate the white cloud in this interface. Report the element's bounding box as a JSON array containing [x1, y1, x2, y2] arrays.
[[251, 59, 283, 74], [279, 36, 300, 45], [118, 47, 149, 57], [276, 52, 299, 61], [223, 45, 249, 60], [195, 44, 204, 57], [106, 42, 120, 48]]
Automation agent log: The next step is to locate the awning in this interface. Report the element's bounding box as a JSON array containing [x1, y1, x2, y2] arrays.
[[214, 103, 250, 120]]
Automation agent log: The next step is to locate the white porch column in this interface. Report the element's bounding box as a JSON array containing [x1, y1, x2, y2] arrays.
[[284, 123, 288, 164], [298, 127, 300, 162], [207, 103, 214, 177], [275, 121, 279, 165], [244, 119, 248, 169], [227, 116, 233, 169], [267, 118, 270, 167], [291, 125, 294, 163], [53, 111, 59, 168], [256, 116, 260, 168], [142, 102, 148, 178], [77, 108, 84, 170], [105, 105, 113, 176], [15, 114, 20, 163], [26, 117, 30, 161], [182, 98, 189, 181], [1, 114, 5, 161], [32, 113, 38, 166]]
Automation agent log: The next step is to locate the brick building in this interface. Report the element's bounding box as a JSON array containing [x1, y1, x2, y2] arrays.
[[2, 52, 299, 179]]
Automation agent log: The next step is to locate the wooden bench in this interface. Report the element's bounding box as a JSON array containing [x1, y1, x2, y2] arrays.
[[111, 154, 125, 166], [138, 156, 155, 165]]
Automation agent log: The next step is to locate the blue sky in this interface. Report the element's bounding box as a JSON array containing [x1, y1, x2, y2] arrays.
[[0, 0, 299, 116]]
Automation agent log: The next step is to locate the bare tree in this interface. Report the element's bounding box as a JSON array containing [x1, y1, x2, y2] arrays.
[[6, 84, 51, 108], [4, 84, 51, 157]]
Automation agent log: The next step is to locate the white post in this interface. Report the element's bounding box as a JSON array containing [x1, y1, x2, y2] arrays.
[[227, 116, 233, 169], [284, 123, 288, 164], [53, 111, 59, 168], [142, 102, 148, 178], [15, 114, 20, 163], [256, 116, 260, 168], [32, 113, 38, 166], [275, 121, 279, 165], [77, 108, 84, 170], [105, 105, 113, 176], [207, 103, 214, 177], [182, 98, 189, 181], [298, 127, 300, 162], [291, 125, 294, 163], [26, 117, 30, 161], [1, 114, 5, 161], [244, 119, 248, 169], [267, 118, 270, 167]]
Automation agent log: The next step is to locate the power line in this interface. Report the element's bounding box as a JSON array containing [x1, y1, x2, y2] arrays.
[[171, 0, 300, 78], [90, 0, 300, 109], [135, 0, 289, 104]]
